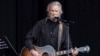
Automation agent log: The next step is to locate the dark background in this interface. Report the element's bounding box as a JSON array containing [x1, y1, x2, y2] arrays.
[[0, 0, 100, 56]]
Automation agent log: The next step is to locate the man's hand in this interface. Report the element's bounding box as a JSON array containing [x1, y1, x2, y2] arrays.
[[71, 47, 79, 56], [30, 49, 40, 56]]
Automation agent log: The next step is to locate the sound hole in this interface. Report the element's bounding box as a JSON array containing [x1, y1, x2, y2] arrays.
[[42, 52, 49, 56]]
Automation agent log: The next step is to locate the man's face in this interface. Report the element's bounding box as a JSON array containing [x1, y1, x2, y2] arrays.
[[48, 5, 62, 21]]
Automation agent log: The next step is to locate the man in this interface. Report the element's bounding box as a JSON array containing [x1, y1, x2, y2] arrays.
[[25, 1, 78, 56]]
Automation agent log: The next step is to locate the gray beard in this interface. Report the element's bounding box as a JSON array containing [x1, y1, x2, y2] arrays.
[[51, 17, 59, 22]]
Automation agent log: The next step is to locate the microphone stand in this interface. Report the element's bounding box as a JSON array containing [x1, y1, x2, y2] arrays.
[[4, 36, 18, 56], [61, 20, 74, 56]]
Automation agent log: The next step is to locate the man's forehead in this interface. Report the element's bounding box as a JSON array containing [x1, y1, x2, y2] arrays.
[[49, 5, 60, 10]]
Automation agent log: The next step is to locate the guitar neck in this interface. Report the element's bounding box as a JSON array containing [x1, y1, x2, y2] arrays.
[[56, 49, 71, 55], [56, 45, 90, 55]]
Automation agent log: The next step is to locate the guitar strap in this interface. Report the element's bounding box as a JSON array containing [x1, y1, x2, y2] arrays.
[[57, 21, 63, 51]]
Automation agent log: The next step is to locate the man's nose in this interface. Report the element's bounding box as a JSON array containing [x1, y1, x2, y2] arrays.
[[52, 12, 56, 16]]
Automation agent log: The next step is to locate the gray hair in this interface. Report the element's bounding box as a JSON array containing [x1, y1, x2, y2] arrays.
[[46, 1, 63, 14]]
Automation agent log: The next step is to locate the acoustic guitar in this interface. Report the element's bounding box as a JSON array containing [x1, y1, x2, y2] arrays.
[[20, 45, 90, 56]]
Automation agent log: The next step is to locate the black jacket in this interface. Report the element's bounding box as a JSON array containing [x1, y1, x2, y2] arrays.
[[25, 18, 72, 51]]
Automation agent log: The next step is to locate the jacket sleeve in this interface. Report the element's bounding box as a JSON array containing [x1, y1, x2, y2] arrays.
[[25, 21, 42, 50]]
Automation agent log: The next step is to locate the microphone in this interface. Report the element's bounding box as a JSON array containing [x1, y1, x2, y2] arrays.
[[49, 16, 75, 24], [54, 17, 60, 20], [53, 17, 61, 21], [54, 17, 75, 24], [49, 16, 60, 22]]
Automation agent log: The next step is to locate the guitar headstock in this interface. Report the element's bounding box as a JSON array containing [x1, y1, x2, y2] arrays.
[[78, 45, 90, 53]]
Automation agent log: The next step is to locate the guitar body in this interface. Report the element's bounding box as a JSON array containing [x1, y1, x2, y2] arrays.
[[20, 45, 56, 56]]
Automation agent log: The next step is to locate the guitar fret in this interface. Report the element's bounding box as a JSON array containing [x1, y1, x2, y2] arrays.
[[60, 51, 63, 55], [63, 51, 66, 54]]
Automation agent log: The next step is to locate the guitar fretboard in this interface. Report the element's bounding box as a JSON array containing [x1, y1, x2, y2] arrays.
[[56, 50, 71, 55]]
